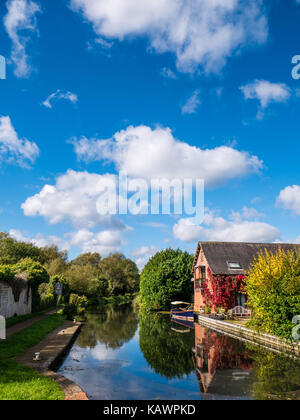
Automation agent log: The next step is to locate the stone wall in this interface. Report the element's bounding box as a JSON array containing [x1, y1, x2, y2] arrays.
[[196, 314, 300, 358], [0, 281, 32, 319]]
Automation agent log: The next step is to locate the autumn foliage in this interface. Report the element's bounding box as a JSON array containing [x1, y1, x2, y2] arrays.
[[202, 267, 246, 311], [246, 248, 300, 340]]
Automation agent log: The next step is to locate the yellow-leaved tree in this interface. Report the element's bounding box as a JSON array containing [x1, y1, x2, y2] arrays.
[[246, 248, 300, 340]]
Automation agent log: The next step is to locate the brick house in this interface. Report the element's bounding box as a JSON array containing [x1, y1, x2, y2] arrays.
[[192, 242, 300, 314]]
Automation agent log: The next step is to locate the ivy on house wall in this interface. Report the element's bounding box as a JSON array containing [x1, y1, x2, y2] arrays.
[[202, 267, 246, 311]]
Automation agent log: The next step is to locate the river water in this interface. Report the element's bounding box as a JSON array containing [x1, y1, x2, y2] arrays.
[[57, 305, 300, 400]]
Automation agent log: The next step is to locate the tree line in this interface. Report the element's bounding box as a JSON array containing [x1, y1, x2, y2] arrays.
[[0, 232, 140, 314]]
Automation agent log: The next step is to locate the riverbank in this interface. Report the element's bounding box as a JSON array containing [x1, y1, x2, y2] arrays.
[[0, 313, 88, 400], [196, 314, 300, 359], [17, 321, 88, 400], [0, 314, 65, 400]]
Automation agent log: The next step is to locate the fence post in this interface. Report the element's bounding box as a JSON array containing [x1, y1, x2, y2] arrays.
[[0, 315, 6, 340]]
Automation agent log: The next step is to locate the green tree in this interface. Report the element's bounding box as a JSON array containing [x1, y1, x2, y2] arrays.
[[98, 253, 140, 296], [0, 232, 43, 265], [64, 264, 101, 297], [40, 245, 68, 266], [71, 252, 101, 267], [45, 257, 68, 277], [140, 249, 194, 310]]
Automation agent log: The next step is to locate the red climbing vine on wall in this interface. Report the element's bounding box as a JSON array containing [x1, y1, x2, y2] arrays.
[[202, 267, 246, 311]]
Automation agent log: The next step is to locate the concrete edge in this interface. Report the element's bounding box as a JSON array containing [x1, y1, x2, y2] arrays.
[[17, 321, 89, 400], [196, 314, 300, 359]]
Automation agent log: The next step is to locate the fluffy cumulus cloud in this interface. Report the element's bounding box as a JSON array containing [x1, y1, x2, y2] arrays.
[[229, 206, 265, 223], [70, 0, 268, 73], [42, 90, 78, 109], [131, 245, 158, 270], [9, 229, 71, 250], [21, 169, 126, 229], [276, 185, 300, 216], [71, 125, 263, 188], [181, 90, 201, 115], [4, 0, 41, 78], [0, 116, 40, 167], [173, 209, 280, 243], [66, 229, 125, 255], [240, 80, 291, 118], [9, 228, 124, 256]]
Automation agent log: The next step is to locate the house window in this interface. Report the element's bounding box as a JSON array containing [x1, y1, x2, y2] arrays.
[[235, 293, 247, 308], [200, 266, 206, 286], [227, 261, 242, 270], [195, 266, 206, 289]]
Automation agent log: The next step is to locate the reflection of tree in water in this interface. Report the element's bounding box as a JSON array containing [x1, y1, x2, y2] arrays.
[[139, 312, 194, 379], [77, 305, 138, 349], [247, 345, 300, 400]]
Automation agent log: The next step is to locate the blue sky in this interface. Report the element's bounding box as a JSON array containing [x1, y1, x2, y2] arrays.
[[1, 0, 300, 268]]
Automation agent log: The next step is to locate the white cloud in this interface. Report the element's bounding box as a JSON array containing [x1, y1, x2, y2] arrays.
[[276, 185, 300, 216], [4, 0, 41, 78], [9, 228, 124, 256], [9, 229, 70, 250], [42, 90, 78, 109], [70, 0, 267, 74], [161, 67, 177, 80], [173, 210, 280, 243], [181, 90, 201, 115], [71, 125, 263, 188], [131, 245, 158, 270], [229, 206, 265, 223], [67, 229, 124, 255], [21, 169, 126, 229], [0, 116, 39, 167], [240, 80, 291, 118]]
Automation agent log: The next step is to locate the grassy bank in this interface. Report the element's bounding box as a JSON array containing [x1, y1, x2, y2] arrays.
[[6, 307, 56, 328], [0, 314, 65, 400]]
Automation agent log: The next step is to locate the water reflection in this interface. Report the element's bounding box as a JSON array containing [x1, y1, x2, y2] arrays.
[[139, 312, 195, 379], [249, 347, 300, 400], [193, 324, 253, 399], [57, 305, 300, 400], [77, 306, 138, 349]]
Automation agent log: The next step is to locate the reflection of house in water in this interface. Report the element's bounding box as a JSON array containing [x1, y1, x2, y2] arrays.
[[193, 323, 254, 399]]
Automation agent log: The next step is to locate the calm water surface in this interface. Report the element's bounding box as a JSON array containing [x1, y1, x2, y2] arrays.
[[57, 305, 300, 400]]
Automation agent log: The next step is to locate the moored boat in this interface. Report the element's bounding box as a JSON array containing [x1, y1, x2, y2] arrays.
[[171, 301, 194, 322]]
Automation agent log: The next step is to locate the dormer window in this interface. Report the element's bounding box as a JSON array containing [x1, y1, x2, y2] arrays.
[[228, 261, 242, 270]]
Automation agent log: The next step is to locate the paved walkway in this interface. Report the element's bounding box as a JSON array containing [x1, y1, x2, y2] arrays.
[[6, 309, 58, 338]]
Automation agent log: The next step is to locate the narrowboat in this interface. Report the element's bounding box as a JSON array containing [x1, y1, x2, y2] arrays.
[[171, 302, 194, 322]]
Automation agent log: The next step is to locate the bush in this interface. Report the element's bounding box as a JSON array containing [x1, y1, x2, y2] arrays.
[[246, 248, 300, 340], [63, 294, 88, 320], [38, 283, 55, 308], [0, 265, 15, 283], [140, 249, 194, 310]]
